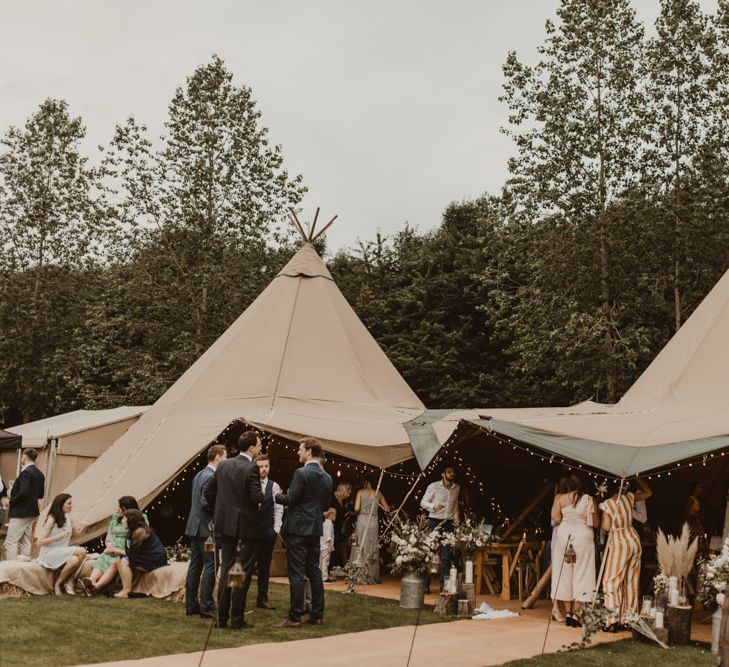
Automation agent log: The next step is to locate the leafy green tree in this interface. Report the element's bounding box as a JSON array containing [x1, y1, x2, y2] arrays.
[[0, 99, 106, 423], [500, 0, 646, 401]]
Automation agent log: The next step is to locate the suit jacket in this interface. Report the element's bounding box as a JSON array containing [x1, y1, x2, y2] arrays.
[[276, 462, 333, 537], [9, 464, 45, 519], [185, 465, 215, 538], [204, 454, 264, 541]]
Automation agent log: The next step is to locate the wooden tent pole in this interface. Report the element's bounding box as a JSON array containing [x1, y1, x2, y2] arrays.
[[522, 564, 551, 609], [309, 207, 320, 241], [311, 215, 338, 242], [288, 209, 308, 241], [502, 481, 552, 540]]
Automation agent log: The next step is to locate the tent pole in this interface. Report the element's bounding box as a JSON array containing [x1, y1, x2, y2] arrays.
[[45, 438, 59, 507], [311, 215, 338, 242], [309, 207, 320, 241], [379, 472, 426, 543], [287, 210, 308, 241], [502, 481, 552, 540]]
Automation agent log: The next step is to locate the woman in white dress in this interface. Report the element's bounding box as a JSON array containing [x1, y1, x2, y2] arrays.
[[36, 493, 87, 595], [550, 475, 598, 626]]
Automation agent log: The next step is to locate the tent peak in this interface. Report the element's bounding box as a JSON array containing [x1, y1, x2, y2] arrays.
[[288, 207, 338, 243], [277, 241, 334, 280]]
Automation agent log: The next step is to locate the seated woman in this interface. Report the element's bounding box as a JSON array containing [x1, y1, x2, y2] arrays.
[[114, 508, 168, 598], [35, 493, 87, 595], [81, 495, 145, 595]]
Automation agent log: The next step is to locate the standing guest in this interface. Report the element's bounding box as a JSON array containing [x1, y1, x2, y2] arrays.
[[320, 508, 336, 582], [204, 431, 264, 629], [684, 483, 706, 543], [550, 476, 570, 621], [0, 474, 7, 526], [600, 478, 652, 630], [5, 449, 45, 560], [632, 481, 652, 538], [114, 509, 168, 598], [81, 496, 146, 595], [273, 437, 333, 628], [255, 453, 283, 610], [331, 482, 353, 568], [550, 475, 599, 626], [350, 475, 391, 584], [185, 444, 227, 618], [420, 466, 460, 592], [36, 493, 87, 595]]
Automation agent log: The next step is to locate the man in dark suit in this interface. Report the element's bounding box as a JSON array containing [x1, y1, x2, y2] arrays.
[[5, 448, 45, 560], [273, 437, 333, 628], [204, 431, 264, 629], [185, 443, 227, 618]]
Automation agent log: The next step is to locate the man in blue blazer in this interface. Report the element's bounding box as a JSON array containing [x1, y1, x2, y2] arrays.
[[5, 448, 45, 560], [273, 438, 332, 628], [184, 443, 227, 618]]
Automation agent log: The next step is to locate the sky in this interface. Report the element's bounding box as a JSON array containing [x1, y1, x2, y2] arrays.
[[0, 0, 720, 251]]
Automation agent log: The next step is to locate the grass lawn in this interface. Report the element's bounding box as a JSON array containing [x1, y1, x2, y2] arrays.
[[0, 582, 452, 667], [505, 639, 715, 666]]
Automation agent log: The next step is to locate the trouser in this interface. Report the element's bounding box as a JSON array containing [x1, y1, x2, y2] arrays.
[[185, 536, 216, 613], [256, 535, 276, 604], [285, 534, 324, 622], [603, 528, 642, 625], [216, 536, 258, 627], [4, 517, 35, 560], [428, 518, 454, 591], [320, 548, 331, 580]]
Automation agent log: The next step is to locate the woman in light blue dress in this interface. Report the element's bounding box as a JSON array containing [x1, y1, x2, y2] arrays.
[[36, 493, 87, 595]]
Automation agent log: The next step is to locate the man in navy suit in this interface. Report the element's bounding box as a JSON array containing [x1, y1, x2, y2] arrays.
[[204, 431, 264, 629], [5, 448, 45, 560], [273, 438, 333, 628], [185, 443, 227, 618]]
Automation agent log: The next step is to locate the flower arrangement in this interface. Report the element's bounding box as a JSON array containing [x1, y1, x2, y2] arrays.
[[656, 524, 698, 591], [388, 515, 439, 577], [653, 572, 669, 598], [165, 538, 191, 562], [699, 537, 729, 608], [561, 594, 610, 652], [452, 517, 488, 559]]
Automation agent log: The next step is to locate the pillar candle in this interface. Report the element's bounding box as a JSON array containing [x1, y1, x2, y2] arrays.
[[465, 561, 474, 584], [655, 611, 664, 629], [449, 567, 458, 593], [649, 607, 657, 618], [670, 589, 679, 606], [669, 576, 678, 593]]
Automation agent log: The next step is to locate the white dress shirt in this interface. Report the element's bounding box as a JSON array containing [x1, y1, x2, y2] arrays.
[[320, 518, 334, 550], [262, 477, 283, 533], [420, 480, 460, 522], [633, 498, 648, 524]]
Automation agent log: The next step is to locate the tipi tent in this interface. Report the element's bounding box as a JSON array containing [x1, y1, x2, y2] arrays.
[[68, 240, 425, 539], [2, 407, 149, 501], [410, 265, 729, 477]]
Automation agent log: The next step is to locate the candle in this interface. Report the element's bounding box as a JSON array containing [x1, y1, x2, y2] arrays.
[[649, 607, 657, 618], [642, 599, 652, 615], [669, 576, 678, 593], [670, 589, 679, 606], [655, 611, 664, 628], [465, 561, 474, 584], [449, 566, 458, 592]]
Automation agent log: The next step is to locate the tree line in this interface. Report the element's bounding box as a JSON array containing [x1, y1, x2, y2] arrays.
[[1, 0, 729, 427]]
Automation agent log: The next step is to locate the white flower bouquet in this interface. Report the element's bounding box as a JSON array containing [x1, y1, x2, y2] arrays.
[[388, 515, 439, 576], [698, 538, 729, 608], [453, 517, 488, 559]]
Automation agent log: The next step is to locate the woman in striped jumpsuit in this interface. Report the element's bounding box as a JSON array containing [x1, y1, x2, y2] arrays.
[[599, 480, 651, 629]]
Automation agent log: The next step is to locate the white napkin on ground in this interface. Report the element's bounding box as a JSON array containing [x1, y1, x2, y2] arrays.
[[472, 601, 519, 620]]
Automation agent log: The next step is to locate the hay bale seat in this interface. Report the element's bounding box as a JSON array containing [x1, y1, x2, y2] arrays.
[[0, 556, 188, 601]]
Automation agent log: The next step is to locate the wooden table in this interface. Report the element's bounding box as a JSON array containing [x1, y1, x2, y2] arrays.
[[475, 540, 546, 601]]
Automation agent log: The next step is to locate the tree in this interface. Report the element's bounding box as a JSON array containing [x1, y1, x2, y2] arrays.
[[103, 55, 305, 361], [643, 0, 713, 331], [0, 99, 106, 422], [500, 0, 646, 401]]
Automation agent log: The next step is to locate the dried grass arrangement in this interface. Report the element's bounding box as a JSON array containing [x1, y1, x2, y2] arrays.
[[656, 523, 699, 586]]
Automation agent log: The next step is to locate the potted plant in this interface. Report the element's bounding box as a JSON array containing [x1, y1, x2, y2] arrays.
[[453, 518, 487, 585], [388, 515, 439, 609]]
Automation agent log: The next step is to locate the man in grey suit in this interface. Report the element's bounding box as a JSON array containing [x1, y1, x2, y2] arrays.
[[185, 444, 227, 618], [273, 437, 333, 628]]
